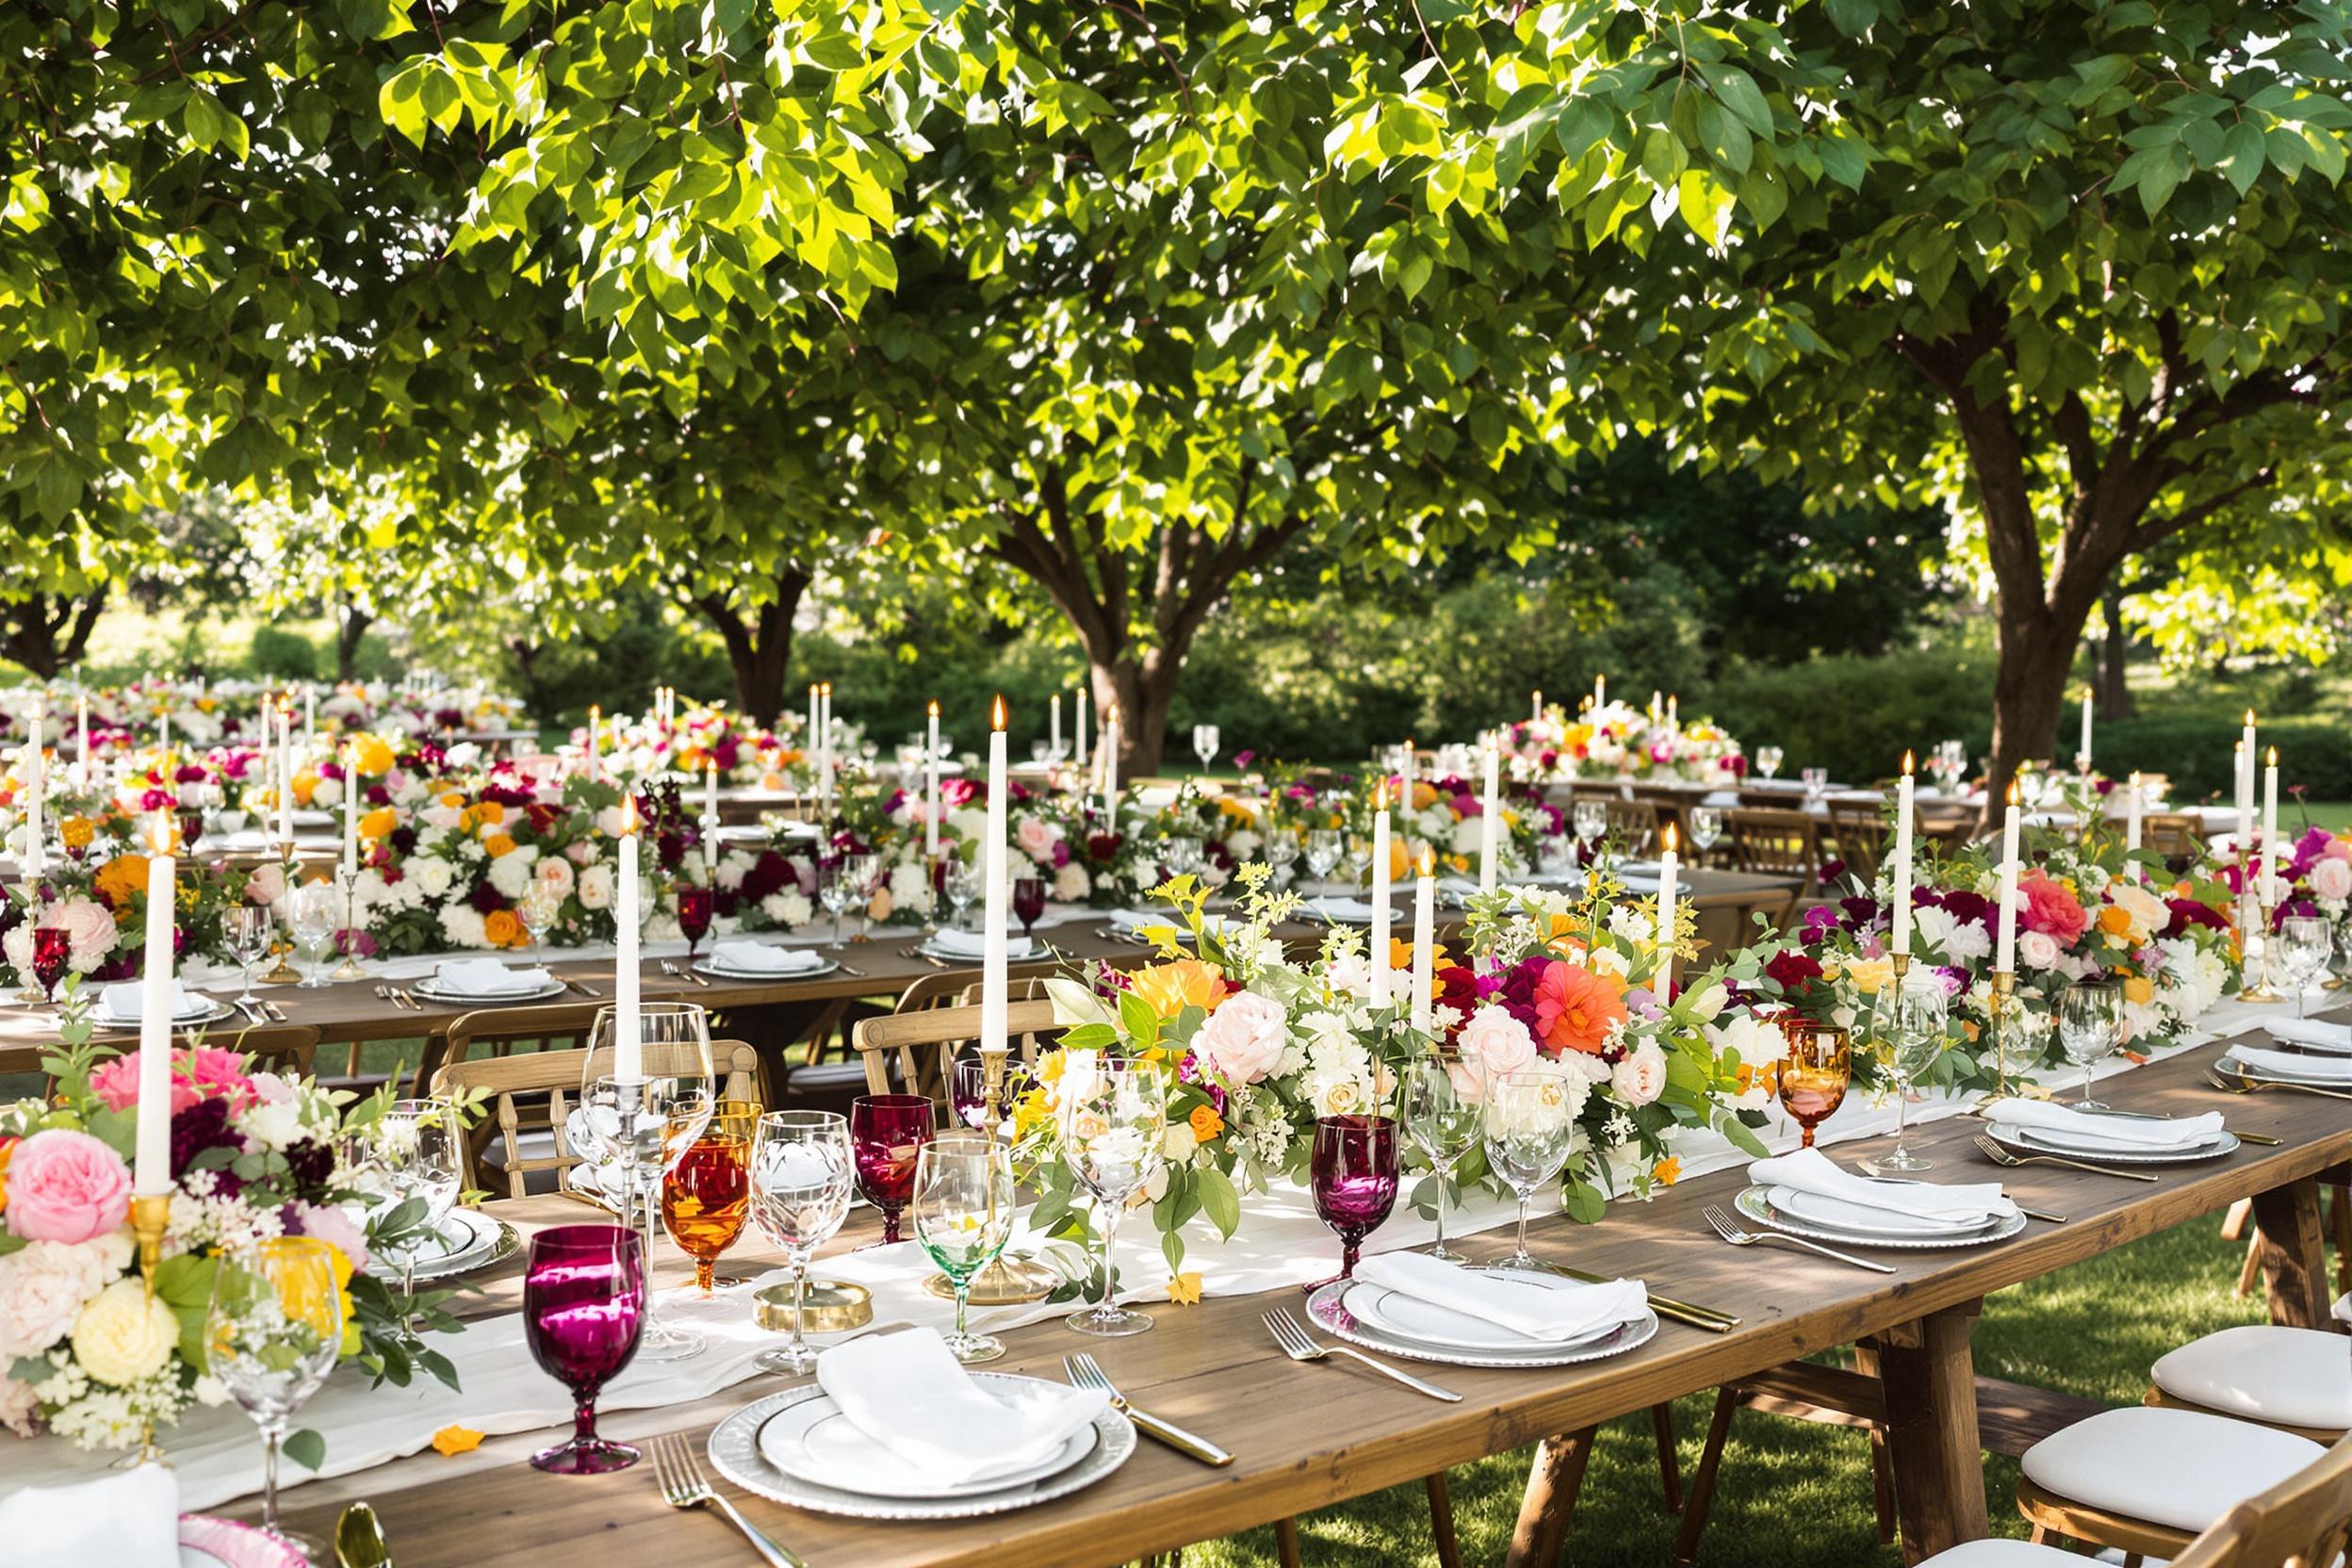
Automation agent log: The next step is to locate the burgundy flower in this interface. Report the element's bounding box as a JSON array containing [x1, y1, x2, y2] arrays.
[[468, 881, 510, 913], [2164, 898, 2229, 939], [1086, 832, 1124, 862], [1763, 950, 1825, 992], [741, 851, 792, 902], [172, 1097, 244, 1196]]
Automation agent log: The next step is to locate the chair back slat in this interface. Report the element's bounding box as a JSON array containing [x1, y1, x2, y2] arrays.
[[2169, 1434, 2352, 1568], [1727, 808, 1824, 879], [852, 1000, 1062, 1106]]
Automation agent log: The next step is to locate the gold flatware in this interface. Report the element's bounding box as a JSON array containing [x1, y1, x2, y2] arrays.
[[649, 1430, 805, 1568], [2018, 1208, 2067, 1224], [660, 960, 712, 988], [1064, 1352, 1232, 1466], [1971, 1133, 2159, 1182], [1702, 1204, 1896, 1274], [563, 977, 601, 998], [334, 1500, 393, 1568], [1262, 1308, 1461, 1401], [1550, 1266, 1740, 1332], [2207, 1066, 2352, 1102]]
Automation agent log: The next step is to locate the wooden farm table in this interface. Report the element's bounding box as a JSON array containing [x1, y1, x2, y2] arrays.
[[237, 1023, 2349, 1568]]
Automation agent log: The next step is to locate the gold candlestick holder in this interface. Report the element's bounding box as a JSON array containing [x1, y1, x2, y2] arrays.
[[1974, 969, 2017, 1108], [130, 1190, 172, 1465], [330, 869, 369, 981], [2239, 899, 2282, 1002], [923, 1048, 1055, 1306], [259, 846, 303, 984]]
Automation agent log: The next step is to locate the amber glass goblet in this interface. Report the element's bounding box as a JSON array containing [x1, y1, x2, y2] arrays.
[[1778, 1021, 1851, 1149], [661, 1100, 756, 1295]]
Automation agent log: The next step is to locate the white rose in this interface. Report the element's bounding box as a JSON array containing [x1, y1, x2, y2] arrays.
[[1682, 981, 1727, 1023], [594, 805, 629, 839], [2018, 928, 2062, 972], [1610, 1044, 1669, 1106], [1161, 1123, 1198, 1163], [408, 855, 455, 898], [1457, 1004, 1538, 1086], [533, 856, 576, 901], [576, 863, 615, 910], [1195, 990, 1290, 1084], [0, 1240, 116, 1360], [1054, 863, 1091, 902], [487, 844, 540, 900], [2311, 858, 2352, 903], [1448, 817, 1483, 857]]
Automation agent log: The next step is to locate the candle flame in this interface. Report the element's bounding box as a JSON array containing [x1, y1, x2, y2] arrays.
[[2246, 709, 2256, 725], [1902, 749, 1915, 776], [149, 812, 172, 855], [1419, 847, 1435, 877], [1375, 781, 1388, 810], [990, 694, 1007, 731], [2266, 745, 2278, 765], [2006, 778, 2021, 806], [1662, 822, 1678, 855], [821, 681, 832, 697], [927, 698, 939, 718], [623, 795, 640, 835]]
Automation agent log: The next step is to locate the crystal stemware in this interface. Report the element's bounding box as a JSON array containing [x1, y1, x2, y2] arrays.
[[843, 853, 880, 941], [1310, 1114, 1398, 1283], [817, 856, 856, 946], [2276, 914, 2333, 1019], [1193, 724, 1220, 772], [748, 1109, 856, 1374], [205, 1236, 346, 1554], [913, 1132, 1017, 1364], [1483, 1069, 1577, 1269], [1571, 799, 1608, 855], [662, 1099, 756, 1295], [522, 1224, 646, 1474], [1687, 807, 1723, 861], [1869, 979, 1948, 1174], [674, 883, 714, 961], [1779, 1021, 1851, 1146], [225, 904, 274, 1007], [944, 856, 983, 933], [1756, 745, 1785, 780], [1012, 875, 1047, 939], [2056, 982, 2122, 1109], [1304, 829, 1343, 889], [1061, 1058, 1167, 1337], [29, 924, 71, 1004], [950, 1052, 1032, 1133], [578, 1002, 713, 1361], [376, 1098, 461, 1300], [1403, 1057, 1480, 1261], [849, 1093, 935, 1245], [287, 880, 339, 988]]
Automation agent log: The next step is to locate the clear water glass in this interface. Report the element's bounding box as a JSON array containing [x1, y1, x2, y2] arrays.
[[205, 1237, 345, 1557], [2277, 914, 2332, 1018], [1304, 829, 1344, 887], [2056, 982, 2123, 1109], [748, 1110, 856, 1374], [377, 1098, 462, 1299], [1482, 1069, 1577, 1269], [1688, 807, 1723, 856], [912, 1133, 1016, 1364], [578, 1004, 714, 1361], [1061, 1059, 1167, 1337], [225, 904, 274, 1005], [287, 881, 338, 988], [1870, 979, 1948, 1173], [1756, 745, 1785, 780], [1404, 1057, 1480, 1262], [1193, 724, 1220, 771]]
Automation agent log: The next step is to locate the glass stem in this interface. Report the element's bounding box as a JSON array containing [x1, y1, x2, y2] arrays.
[[639, 1177, 662, 1324], [573, 1397, 598, 1446], [259, 1417, 285, 1535], [696, 1256, 715, 1296], [1892, 1074, 1909, 1155], [1097, 1202, 1122, 1315], [789, 1260, 809, 1359], [1514, 1190, 1531, 1259], [953, 1277, 972, 1342]]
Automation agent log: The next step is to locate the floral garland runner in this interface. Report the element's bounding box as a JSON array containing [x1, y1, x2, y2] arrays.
[[0, 679, 527, 752], [1504, 699, 1747, 787]]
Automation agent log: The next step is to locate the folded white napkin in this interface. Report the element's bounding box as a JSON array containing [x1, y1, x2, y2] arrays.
[[97, 980, 200, 1021], [1749, 1147, 2012, 1224], [706, 941, 824, 975], [431, 958, 554, 996], [1106, 908, 1178, 930], [1303, 896, 1382, 923], [1983, 1098, 2230, 1148], [928, 928, 1035, 960], [815, 1328, 1107, 1487], [0, 1462, 179, 1568], [1436, 876, 1480, 902], [2229, 1045, 2352, 1084], [1354, 1251, 1646, 1344], [2260, 1017, 2352, 1054]]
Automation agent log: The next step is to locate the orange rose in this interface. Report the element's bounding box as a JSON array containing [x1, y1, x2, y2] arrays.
[[1187, 1103, 1225, 1141], [1531, 959, 1628, 1056], [2123, 973, 2154, 1005], [94, 854, 150, 906], [292, 772, 319, 807], [358, 807, 399, 841], [1128, 958, 1227, 1021], [482, 832, 516, 858], [483, 907, 522, 948], [2097, 905, 2133, 937]]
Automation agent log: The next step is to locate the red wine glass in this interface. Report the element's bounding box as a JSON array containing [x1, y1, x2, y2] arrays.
[[522, 1224, 645, 1475], [675, 885, 714, 960], [1310, 1114, 1399, 1283], [31, 926, 71, 1004], [849, 1094, 935, 1245], [1011, 876, 1047, 939]]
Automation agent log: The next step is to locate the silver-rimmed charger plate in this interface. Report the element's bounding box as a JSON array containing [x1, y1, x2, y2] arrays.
[[1306, 1276, 1659, 1368], [1764, 1184, 1995, 1239], [400, 1207, 520, 1282], [1986, 1119, 2242, 1166], [1341, 1268, 1634, 1353], [913, 941, 1043, 965], [694, 956, 840, 982], [756, 1380, 1099, 1499], [2216, 1050, 2352, 1089], [99, 999, 237, 1031], [407, 978, 568, 1004], [707, 1379, 1135, 1522], [2253, 1026, 2352, 1056], [1736, 1184, 2028, 1250]]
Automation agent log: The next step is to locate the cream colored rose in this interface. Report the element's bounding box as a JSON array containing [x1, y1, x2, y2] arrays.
[[71, 1278, 180, 1386]]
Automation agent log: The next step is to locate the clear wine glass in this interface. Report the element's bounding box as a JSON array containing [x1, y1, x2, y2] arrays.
[[1304, 829, 1344, 889], [376, 1097, 462, 1300], [844, 852, 880, 941], [1869, 979, 1948, 1174], [1572, 799, 1608, 854], [225, 904, 274, 1006], [2276, 914, 2333, 1018], [912, 1132, 1016, 1364], [1061, 1058, 1167, 1337], [1800, 766, 1829, 804], [1482, 1069, 1577, 1269], [287, 880, 339, 988], [577, 1003, 714, 1361], [1756, 745, 1785, 780], [2056, 982, 2123, 1109], [819, 857, 858, 946], [1345, 833, 1374, 892], [205, 1237, 345, 1558], [748, 1110, 856, 1374], [1163, 835, 1205, 879], [1404, 1057, 1481, 1262], [1193, 724, 1220, 772], [942, 855, 984, 933], [1687, 807, 1723, 860], [517, 879, 562, 960]]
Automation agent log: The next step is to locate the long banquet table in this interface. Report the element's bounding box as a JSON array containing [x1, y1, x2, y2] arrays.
[[188, 1010, 2350, 1568]]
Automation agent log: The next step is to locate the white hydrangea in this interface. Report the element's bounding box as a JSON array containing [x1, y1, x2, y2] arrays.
[[438, 905, 491, 949], [1054, 863, 1091, 902], [761, 891, 813, 929], [486, 843, 540, 900]]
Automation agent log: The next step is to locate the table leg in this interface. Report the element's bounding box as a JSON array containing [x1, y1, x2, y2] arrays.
[[2249, 1178, 2332, 1329], [1877, 1303, 1987, 1563], [1505, 1426, 1596, 1568]]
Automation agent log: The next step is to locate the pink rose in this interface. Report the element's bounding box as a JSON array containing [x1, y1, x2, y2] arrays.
[[2017, 928, 2063, 972], [1610, 1044, 1669, 1106], [48, 897, 120, 971], [90, 1046, 258, 1118], [2017, 874, 2089, 947], [1456, 1004, 1538, 1097], [5, 1129, 133, 1245], [1013, 815, 1058, 864], [2312, 858, 2352, 903], [0, 1238, 117, 1360], [1194, 990, 1289, 1084], [245, 863, 286, 906]]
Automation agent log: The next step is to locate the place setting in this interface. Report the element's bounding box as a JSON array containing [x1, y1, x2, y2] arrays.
[[2211, 1017, 2352, 1100], [400, 956, 567, 1005], [1975, 1097, 2241, 1168], [1723, 1147, 2032, 1266], [90, 976, 237, 1032], [694, 937, 842, 983]]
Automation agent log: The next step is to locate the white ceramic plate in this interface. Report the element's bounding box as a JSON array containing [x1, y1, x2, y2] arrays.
[[99, 998, 233, 1029], [1307, 1278, 1660, 1369], [695, 956, 840, 982], [1986, 1119, 2242, 1168], [2216, 1050, 2352, 1087], [1341, 1268, 1634, 1352], [2010, 1120, 2229, 1154], [915, 941, 1043, 964], [2256, 1025, 2352, 1056], [1736, 1184, 2027, 1250], [755, 1382, 1098, 1500], [400, 1207, 518, 1282], [1767, 1184, 2006, 1239], [407, 978, 568, 1004]]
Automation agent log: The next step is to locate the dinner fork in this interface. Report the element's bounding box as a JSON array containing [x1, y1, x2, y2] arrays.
[[2206, 1066, 2352, 1102], [659, 959, 713, 988], [649, 1430, 803, 1567], [1261, 1308, 1462, 1401], [1064, 1353, 1233, 1466], [1701, 1205, 1896, 1274], [1970, 1133, 2159, 1183]]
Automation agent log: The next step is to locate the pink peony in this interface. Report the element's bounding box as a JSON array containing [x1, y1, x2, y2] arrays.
[[289, 1201, 372, 1276], [2017, 874, 2089, 947], [1013, 815, 1058, 864], [4, 1130, 132, 1245], [90, 1046, 259, 1119], [48, 897, 120, 972], [2312, 858, 2352, 903], [1193, 990, 1289, 1084], [245, 863, 286, 906]]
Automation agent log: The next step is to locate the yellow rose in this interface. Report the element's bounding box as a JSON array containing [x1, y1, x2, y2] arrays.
[[72, 1278, 180, 1386], [1843, 956, 1895, 996], [352, 735, 397, 776]]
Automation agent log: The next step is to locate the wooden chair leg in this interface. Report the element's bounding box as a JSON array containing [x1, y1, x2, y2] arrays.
[[2237, 1231, 2265, 1298], [1425, 1473, 1462, 1568], [2331, 1185, 2350, 1297], [1505, 1427, 1596, 1568], [2221, 1196, 2254, 1242], [1651, 1401, 1683, 1512], [1673, 1386, 1742, 1564], [1275, 1517, 1301, 1568]]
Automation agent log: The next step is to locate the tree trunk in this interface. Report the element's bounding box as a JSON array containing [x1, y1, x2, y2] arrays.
[[2098, 587, 2135, 720], [1083, 645, 1187, 779], [1986, 604, 2085, 808], [694, 568, 810, 726], [0, 589, 106, 679], [335, 600, 372, 682]]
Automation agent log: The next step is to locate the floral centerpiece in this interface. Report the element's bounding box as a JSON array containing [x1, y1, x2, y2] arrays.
[[1, 810, 271, 984], [598, 702, 807, 788], [0, 994, 466, 1452], [1503, 701, 1747, 786]]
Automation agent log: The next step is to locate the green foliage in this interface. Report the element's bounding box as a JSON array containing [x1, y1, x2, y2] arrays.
[[247, 625, 322, 682], [1707, 647, 1997, 786], [2100, 714, 2350, 803]]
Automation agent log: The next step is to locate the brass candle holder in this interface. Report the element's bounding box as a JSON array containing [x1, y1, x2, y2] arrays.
[[130, 1190, 172, 1465], [923, 1048, 1055, 1306], [2240, 900, 2282, 1003], [1975, 969, 2017, 1107], [330, 869, 370, 981], [258, 845, 303, 984]]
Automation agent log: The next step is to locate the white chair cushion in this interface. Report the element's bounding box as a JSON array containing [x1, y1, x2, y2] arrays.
[[2020, 1407, 2326, 1535], [2335, 1291, 2350, 1328], [1916, 1541, 2085, 1567], [2152, 1324, 2352, 1431]]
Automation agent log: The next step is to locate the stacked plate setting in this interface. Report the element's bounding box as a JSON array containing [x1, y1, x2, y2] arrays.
[[706, 1374, 1136, 1521], [1305, 1266, 1659, 1369], [407, 962, 564, 1004], [397, 1209, 520, 1283], [1980, 1115, 2241, 1167], [1733, 1178, 2029, 1250], [694, 944, 839, 982], [94, 988, 232, 1030]]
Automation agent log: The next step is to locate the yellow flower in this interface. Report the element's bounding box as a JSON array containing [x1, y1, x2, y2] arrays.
[[1128, 958, 1227, 1021], [358, 807, 399, 841], [59, 816, 94, 851], [71, 1279, 179, 1386], [1187, 1103, 1225, 1141], [1216, 798, 1256, 825], [1166, 1272, 1203, 1307], [1652, 1157, 1681, 1187], [94, 853, 150, 906], [482, 832, 516, 858], [2123, 974, 2154, 1005], [1842, 956, 1895, 996], [431, 1425, 485, 1457], [352, 735, 396, 776]]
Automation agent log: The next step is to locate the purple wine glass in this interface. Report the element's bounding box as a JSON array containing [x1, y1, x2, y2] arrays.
[[30, 926, 71, 1004], [1011, 876, 1047, 938], [1310, 1115, 1399, 1283], [522, 1224, 646, 1475], [949, 1054, 1035, 1133], [675, 885, 713, 960], [849, 1094, 934, 1245]]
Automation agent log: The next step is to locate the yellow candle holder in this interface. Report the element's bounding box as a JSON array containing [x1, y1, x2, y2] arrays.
[[132, 1192, 171, 1296], [1973, 969, 2017, 1109], [2239, 900, 2281, 1003]]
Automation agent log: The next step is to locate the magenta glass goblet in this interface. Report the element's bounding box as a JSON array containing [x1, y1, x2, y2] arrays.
[[1310, 1115, 1399, 1283], [675, 885, 714, 959], [522, 1224, 646, 1475], [31, 926, 71, 1004], [850, 1094, 934, 1245], [950, 1054, 1034, 1134], [1011, 876, 1047, 938]]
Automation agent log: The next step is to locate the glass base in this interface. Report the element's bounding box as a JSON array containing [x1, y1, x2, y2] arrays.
[[1863, 1149, 1934, 1174], [2074, 1097, 2109, 1112], [1497, 1249, 1542, 1271], [1428, 1240, 1470, 1263], [633, 1321, 708, 1363], [943, 1331, 1005, 1364], [1065, 1305, 1154, 1337], [531, 1436, 640, 1475], [298, 973, 333, 988], [755, 1343, 821, 1376]]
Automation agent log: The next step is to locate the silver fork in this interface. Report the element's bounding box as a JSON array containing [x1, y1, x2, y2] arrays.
[[660, 959, 713, 988], [1702, 1204, 1896, 1273], [1262, 1308, 1461, 1401], [1971, 1133, 2158, 1183], [649, 1430, 803, 1567], [1064, 1352, 1233, 1466]]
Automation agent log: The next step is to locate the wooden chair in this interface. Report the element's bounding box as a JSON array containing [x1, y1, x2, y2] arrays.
[[432, 1038, 763, 1199], [0, 1021, 320, 1089], [850, 999, 1061, 1102], [1603, 797, 1659, 858], [1688, 888, 1800, 967], [439, 1001, 606, 1072], [2144, 811, 2207, 858], [2015, 1409, 2332, 1564], [1821, 793, 1891, 883], [1726, 808, 1826, 880]]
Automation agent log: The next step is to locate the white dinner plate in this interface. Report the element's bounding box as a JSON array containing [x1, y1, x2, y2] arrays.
[[2256, 1024, 2352, 1056], [1766, 1184, 2007, 1239], [1341, 1268, 1634, 1352], [1736, 1184, 2027, 1250], [2216, 1050, 2352, 1087], [1984, 1119, 2242, 1167], [1307, 1277, 1660, 1369], [915, 940, 1043, 965], [401, 1208, 519, 1282], [98, 998, 233, 1029], [695, 956, 841, 982], [756, 1381, 1098, 1500], [407, 978, 568, 1004], [2010, 1121, 2229, 1155]]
